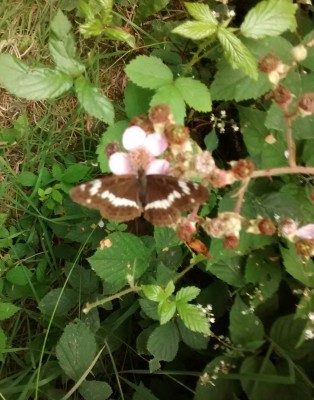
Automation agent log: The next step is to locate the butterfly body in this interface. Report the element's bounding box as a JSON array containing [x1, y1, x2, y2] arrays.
[[70, 172, 208, 226]]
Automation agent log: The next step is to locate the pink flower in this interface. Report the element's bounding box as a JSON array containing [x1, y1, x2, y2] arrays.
[[109, 126, 169, 175], [294, 224, 314, 240]]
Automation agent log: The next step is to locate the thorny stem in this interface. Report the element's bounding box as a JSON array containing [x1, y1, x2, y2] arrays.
[[233, 166, 314, 213]]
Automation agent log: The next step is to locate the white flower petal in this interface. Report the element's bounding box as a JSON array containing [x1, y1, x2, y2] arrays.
[[108, 152, 134, 175], [122, 126, 146, 150]]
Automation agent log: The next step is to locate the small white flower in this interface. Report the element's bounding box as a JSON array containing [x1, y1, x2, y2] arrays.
[[220, 110, 226, 118]]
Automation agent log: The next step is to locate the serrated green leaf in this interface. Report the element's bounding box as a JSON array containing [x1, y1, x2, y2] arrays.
[[96, 120, 128, 173], [147, 321, 179, 361], [6, 265, 33, 286], [217, 27, 258, 80], [174, 77, 212, 112], [176, 303, 210, 335], [281, 244, 314, 288], [104, 27, 136, 49], [62, 164, 91, 184], [270, 315, 310, 360], [139, 298, 159, 320], [50, 9, 73, 39], [150, 84, 185, 124], [229, 296, 264, 350], [79, 380, 112, 400], [74, 76, 114, 125], [204, 129, 218, 151], [158, 300, 176, 324], [176, 286, 200, 302], [88, 232, 150, 291], [56, 321, 97, 381], [125, 55, 173, 89], [0, 55, 72, 99], [241, 0, 297, 39], [172, 21, 217, 40], [184, 2, 218, 24], [39, 288, 77, 316], [164, 280, 175, 297], [49, 36, 85, 76], [0, 302, 20, 321], [16, 171, 37, 187], [177, 318, 209, 350], [123, 82, 153, 119], [206, 256, 245, 287], [141, 285, 164, 301]]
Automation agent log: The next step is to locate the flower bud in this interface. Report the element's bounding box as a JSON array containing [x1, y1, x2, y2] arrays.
[[258, 53, 281, 73], [149, 104, 174, 133], [295, 239, 314, 257], [129, 114, 154, 133], [258, 218, 276, 236], [273, 85, 293, 106], [165, 124, 190, 145], [105, 141, 120, 157], [230, 159, 255, 179], [176, 220, 196, 242], [278, 218, 298, 238], [298, 92, 314, 117], [291, 44, 308, 62], [208, 168, 235, 188], [224, 235, 239, 249], [195, 151, 216, 175]]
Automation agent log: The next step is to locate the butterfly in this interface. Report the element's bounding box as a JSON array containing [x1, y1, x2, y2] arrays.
[[70, 171, 208, 226]]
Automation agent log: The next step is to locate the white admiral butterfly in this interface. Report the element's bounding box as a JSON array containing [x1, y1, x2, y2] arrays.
[[70, 171, 208, 226]]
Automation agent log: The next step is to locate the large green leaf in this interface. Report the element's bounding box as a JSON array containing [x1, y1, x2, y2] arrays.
[[125, 55, 173, 90], [174, 77, 212, 112], [217, 27, 258, 80], [184, 2, 218, 24], [229, 296, 264, 350], [0, 302, 20, 321], [136, 0, 171, 21], [88, 232, 151, 290], [39, 288, 78, 317], [123, 82, 153, 119], [241, 0, 297, 39], [147, 321, 179, 361], [281, 244, 314, 288], [104, 27, 136, 49], [74, 76, 114, 125], [56, 321, 97, 381], [176, 303, 210, 334], [177, 319, 208, 350], [0, 54, 73, 99], [79, 380, 112, 400], [172, 21, 218, 40]]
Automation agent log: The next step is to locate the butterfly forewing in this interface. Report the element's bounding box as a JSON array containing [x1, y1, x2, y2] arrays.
[[70, 175, 143, 222]]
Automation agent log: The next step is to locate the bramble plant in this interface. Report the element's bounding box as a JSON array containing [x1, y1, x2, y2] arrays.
[[0, 0, 314, 399]]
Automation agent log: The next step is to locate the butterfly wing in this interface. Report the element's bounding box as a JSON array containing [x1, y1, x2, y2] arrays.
[[144, 175, 208, 225], [70, 175, 143, 222]]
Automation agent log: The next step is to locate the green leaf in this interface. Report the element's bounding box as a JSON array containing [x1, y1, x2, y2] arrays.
[[176, 303, 210, 335], [104, 27, 136, 49], [0, 54, 73, 99], [241, 0, 297, 39], [74, 76, 114, 125], [16, 171, 37, 187], [184, 2, 218, 24], [147, 321, 179, 361], [281, 244, 314, 288], [79, 380, 112, 400], [158, 300, 176, 324], [96, 120, 128, 173], [62, 163, 91, 184], [88, 232, 151, 291], [141, 285, 164, 302], [217, 27, 258, 80], [136, 0, 171, 20], [229, 296, 264, 350], [123, 82, 153, 119], [175, 286, 200, 302], [177, 319, 208, 350], [270, 315, 310, 360], [50, 9, 73, 40], [0, 302, 20, 320], [133, 382, 159, 400], [138, 298, 159, 320], [125, 55, 173, 90], [39, 288, 77, 316], [56, 320, 97, 381], [65, 264, 99, 295], [154, 227, 180, 253], [172, 21, 218, 40], [174, 77, 212, 112], [206, 256, 245, 287], [6, 265, 33, 286], [204, 129, 218, 152], [150, 84, 185, 124], [0, 328, 7, 362]]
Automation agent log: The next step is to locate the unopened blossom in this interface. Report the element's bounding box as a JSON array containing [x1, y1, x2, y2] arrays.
[[109, 126, 169, 175], [291, 44, 308, 62], [294, 224, 314, 240], [298, 92, 314, 117]]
